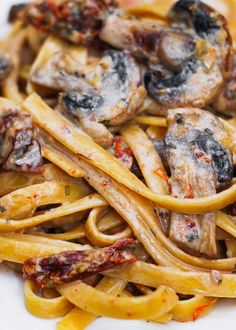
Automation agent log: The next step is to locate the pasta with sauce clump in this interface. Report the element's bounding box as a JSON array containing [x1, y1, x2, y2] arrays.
[[1, 0, 236, 328]]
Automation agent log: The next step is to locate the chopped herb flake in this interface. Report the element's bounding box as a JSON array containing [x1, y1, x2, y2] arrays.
[[0, 205, 6, 213], [35, 271, 44, 277], [102, 119, 110, 125], [65, 185, 70, 196], [48, 257, 56, 265], [231, 92, 236, 100]]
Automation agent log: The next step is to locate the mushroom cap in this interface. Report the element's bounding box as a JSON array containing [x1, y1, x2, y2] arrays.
[[145, 0, 233, 109]]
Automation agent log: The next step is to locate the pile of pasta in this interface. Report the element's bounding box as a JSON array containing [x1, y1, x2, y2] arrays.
[[1, 0, 236, 329]]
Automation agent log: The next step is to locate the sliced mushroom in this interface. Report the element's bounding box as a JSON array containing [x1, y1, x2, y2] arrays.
[[100, 13, 194, 68], [100, 0, 233, 109], [0, 99, 43, 173], [19, 0, 118, 45], [165, 108, 233, 257], [145, 0, 233, 108], [157, 31, 195, 72], [213, 55, 236, 113], [100, 13, 170, 64], [30, 52, 91, 92], [31, 50, 146, 147]]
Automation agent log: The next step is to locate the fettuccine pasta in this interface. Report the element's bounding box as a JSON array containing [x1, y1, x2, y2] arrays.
[[1, 0, 236, 329]]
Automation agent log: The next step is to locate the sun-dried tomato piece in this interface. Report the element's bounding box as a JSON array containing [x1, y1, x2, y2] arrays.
[[19, 0, 118, 45], [23, 238, 137, 288], [109, 136, 134, 169]]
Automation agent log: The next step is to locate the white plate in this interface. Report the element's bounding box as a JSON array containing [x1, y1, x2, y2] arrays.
[[0, 0, 236, 329]]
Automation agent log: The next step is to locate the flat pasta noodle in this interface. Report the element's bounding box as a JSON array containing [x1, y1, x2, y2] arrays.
[[18, 138, 189, 270], [26, 26, 45, 54], [171, 296, 217, 322], [126, 284, 172, 323], [0, 193, 107, 232], [58, 281, 178, 320], [146, 125, 167, 139], [0, 171, 45, 197], [0, 233, 91, 263], [152, 313, 172, 324], [107, 261, 236, 298], [33, 209, 126, 241], [135, 116, 167, 127], [24, 280, 73, 319], [225, 239, 236, 257], [104, 286, 172, 323], [27, 36, 88, 94], [85, 206, 133, 247], [0, 181, 90, 219], [121, 124, 169, 232], [57, 308, 96, 330], [216, 211, 236, 238], [121, 124, 169, 194], [124, 0, 175, 19], [57, 277, 128, 330], [41, 146, 85, 178], [0, 163, 84, 196]]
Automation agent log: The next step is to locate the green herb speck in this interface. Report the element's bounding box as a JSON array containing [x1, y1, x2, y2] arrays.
[[47, 280, 56, 288], [231, 92, 236, 100], [0, 205, 6, 213], [48, 257, 56, 265], [36, 271, 44, 277], [65, 185, 70, 196], [102, 120, 110, 126]]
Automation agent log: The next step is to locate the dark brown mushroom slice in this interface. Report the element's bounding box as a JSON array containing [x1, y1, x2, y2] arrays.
[[60, 50, 145, 125], [19, 0, 118, 45], [157, 31, 195, 72], [32, 50, 145, 147], [100, 0, 233, 109], [31, 52, 91, 92], [144, 0, 233, 108], [101, 14, 185, 66], [169, 0, 230, 57], [213, 55, 236, 113], [100, 14, 165, 64], [0, 107, 43, 173], [168, 0, 233, 76], [189, 130, 233, 188], [164, 108, 233, 257], [59, 91, 114, 147], [101, 14, 195, 68]]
